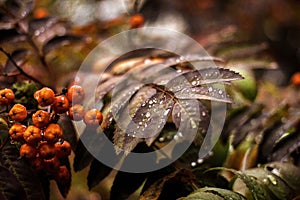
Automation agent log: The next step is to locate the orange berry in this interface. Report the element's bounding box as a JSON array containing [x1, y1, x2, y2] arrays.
[[23, 125, 42, 146], [84, 109, 103, 128], [130, 14, 144, 28], [0, 88, 14, 105], [34, 87, 55, 107], [69, 104, 85, 121], [32, 110, 50, 128], [55, 165, 70, 184], [44, 156, 60, 173], [291, 72, 300, 86], [9, 124, 26, 142], [29, 156, 44, 171], [33, 7, 49, 19], [67, 85, 85, 104], [9, 104, 27, 122], [44, 124, 63, 143], [55, 140, 71, 158], [20, 143, 37, 159], [51, 95, 69, 113], [38, 143, 56, 159]]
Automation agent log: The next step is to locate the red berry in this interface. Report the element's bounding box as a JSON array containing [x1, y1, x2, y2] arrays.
[[23, 125, 42, 146], [130, 14, 144, 28], [9, 104, 27, 122], [20, 143, 37, 159], [51, 95, 69, 114], [32, 110, 50, 128], [84, 109, 103, 128], [34, 87, 55, 107], [69, 104, 85, 121], [55, 140, 71, 158], [44, 124, 63, 143], [291, 72, 300, 86], [29, 156, 44, 171], [9, 124, 26, 142], [55, 165, 70, 184], [0, 88, 14, 105], [67, 85, 85, 104], [38, 142, 56, 160], [44, 156, 60, 173]]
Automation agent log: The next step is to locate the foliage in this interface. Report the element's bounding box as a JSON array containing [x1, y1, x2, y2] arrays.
[[1, 0, 300, 200]]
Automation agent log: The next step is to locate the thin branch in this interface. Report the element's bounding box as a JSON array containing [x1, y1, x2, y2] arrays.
[[0, 47, 46, 87], [133, 0, 141, 13]]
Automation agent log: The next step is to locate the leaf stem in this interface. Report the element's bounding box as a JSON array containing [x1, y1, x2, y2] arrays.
[[0, 47, 46, 87], [25, 35, 57, 90], [0, 136, 9, 150]]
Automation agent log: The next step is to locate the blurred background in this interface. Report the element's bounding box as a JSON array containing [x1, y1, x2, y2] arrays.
[[28, 0, 300, 199], [34, 0, 300, 85]]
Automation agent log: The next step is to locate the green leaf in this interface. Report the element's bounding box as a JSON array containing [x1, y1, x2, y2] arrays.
[[87, 159, 112, 190], [73, 131, 94, 172], [264, 162, 300, 192], [178, 191, 224, 200], [174, 86, 232, 103], [209, 167, 271, 200], [29, 17, 67, 46], [140, 169, 197, 200], [12, 81, 38, 109], [0, 144, 46, 200], [57, 113, 78, 151], [0, 165, 27, 199], [191, 187, 247, 200], [110, 171, 148, 200], [245, 168, 292, 200], [0, 0, 34, 29], [42, 35, 86, 54], [231, 169, 272, 200], [113, 125, 141, 155], [166, 68, 243, 93], [56, 158, 71, 198]]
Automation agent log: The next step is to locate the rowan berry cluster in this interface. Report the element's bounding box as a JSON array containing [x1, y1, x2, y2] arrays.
[[0, 84, 103, 183]]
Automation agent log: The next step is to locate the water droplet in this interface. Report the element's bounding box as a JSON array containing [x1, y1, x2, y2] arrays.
[[197, 158, 203, 164], [191, 162, 197, 167], [208, 87, 213, 92], [191, 81, 197, 86], [149, 100, 153, 105], [138, 122, 143, 125], [267, 175, 278, 185], [218, 90, 223, 95], [144, 59, 151, 64], [145, 112, 151, 118], [177, 132, 183, 137], [271, 168, 281, 177], [202, 111, 206, 116], [164, 109, 170, 116], [262, 178, 269, 184]]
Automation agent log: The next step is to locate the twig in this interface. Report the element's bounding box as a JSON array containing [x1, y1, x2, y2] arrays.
[[133, 0, 141, 13], [0, 47, 46, 87], [0, 136, 9, 150]]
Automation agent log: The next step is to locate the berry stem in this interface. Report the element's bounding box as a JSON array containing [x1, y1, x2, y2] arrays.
[[0, 47, 46, 87], [0, 135, 10, 150]]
